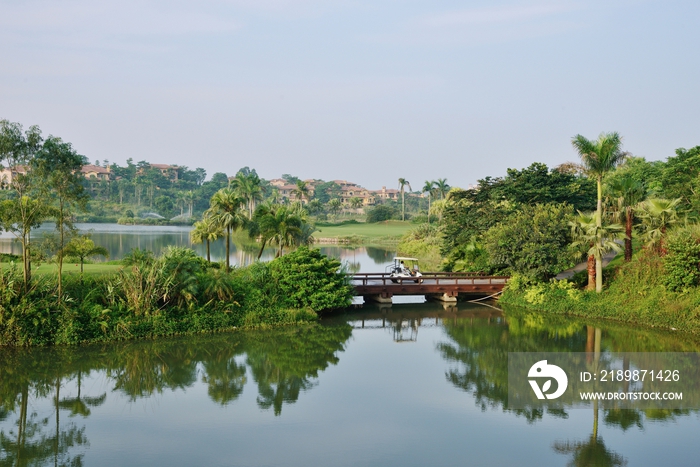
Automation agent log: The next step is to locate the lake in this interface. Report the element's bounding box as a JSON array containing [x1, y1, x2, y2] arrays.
[[0, 223, 395, 273], [1, 302, 699, 466]]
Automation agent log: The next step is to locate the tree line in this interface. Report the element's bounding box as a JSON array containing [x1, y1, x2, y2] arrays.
[[435, 132, 700, 291]]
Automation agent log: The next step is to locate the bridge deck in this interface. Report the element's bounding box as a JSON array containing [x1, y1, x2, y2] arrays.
[[350, 272, 509, 298]]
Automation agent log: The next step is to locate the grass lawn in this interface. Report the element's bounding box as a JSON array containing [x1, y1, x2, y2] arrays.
[[312, 221, 413, 241], [33, 263, 123, 276]]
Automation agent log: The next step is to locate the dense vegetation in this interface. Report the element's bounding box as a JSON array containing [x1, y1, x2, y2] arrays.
[[0, 246, 352, 346]]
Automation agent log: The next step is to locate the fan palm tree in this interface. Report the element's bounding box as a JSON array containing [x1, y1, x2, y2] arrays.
[[207, 188, 246, 270], [434, 178, 449, 200], [569, 212, 598, 290], [607, 176, 645, 261], [423, 180, 435, 221], [637, 197, 682, 254], [570, 215, 625, 290], [190, 216, 224, 262], [398, 178, 411, 221], [571, 132, 626, 292]]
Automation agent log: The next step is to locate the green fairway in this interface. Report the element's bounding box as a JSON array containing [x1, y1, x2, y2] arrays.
[[313, 221, 412, 242], [33, 263, 123, 276]]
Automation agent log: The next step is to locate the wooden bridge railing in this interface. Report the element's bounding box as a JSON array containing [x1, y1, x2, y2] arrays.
[[349, 273, 509, 287]]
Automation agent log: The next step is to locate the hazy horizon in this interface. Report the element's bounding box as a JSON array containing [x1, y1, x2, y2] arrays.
[[2, 0, 698, 189]]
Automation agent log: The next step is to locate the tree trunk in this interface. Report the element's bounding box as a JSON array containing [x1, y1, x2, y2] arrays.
[[625, 207, 633, 262], [225, 228, 231, 270], [595, 177, 603, 293], [401, 190, 405, 221], [257, 238, 267, 260], [57, 199, 65, 301], [206, 240, 211, 263], [587, 254, 596, 291]]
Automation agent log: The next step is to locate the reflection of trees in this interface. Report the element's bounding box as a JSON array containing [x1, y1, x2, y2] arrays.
[[107, 342, 199, 400], [438, 311, 586, 421], [364, 247, 393, 265], [201, 350, 247, 406], [243, 325, 352, 415]]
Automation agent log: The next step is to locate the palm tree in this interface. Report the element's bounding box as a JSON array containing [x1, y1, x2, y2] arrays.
[[254, 204, 303, 257], [175, 191, 186, 217], [349, 197, 363, 210], [63, 236, 109, 275], [570, 214, 625, 290], [637, 198, 682, 254], [571, 132, 626, 292], [607, 176, 645, 261], [190, 216, 223, 262], [231, 172, 263, 218], [291, 180, 310, 203], [434, 178, 449, 200], [422, 180, 435, 221], [328, 198, 342, 217], [183, 190, 195, 217], [207, 188, 246, 270], [569, 212, 598, 290], [398, 178, 411, 221]]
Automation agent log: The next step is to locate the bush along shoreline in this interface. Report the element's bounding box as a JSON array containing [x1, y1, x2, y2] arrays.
[[0, 247, 353, 347], [499, 247, 700, 334]]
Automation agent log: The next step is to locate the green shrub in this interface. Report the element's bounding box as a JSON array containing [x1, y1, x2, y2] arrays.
[[663, 226, 700, 292], [269, 247, 353, 312], [366, 205, 397, 223]]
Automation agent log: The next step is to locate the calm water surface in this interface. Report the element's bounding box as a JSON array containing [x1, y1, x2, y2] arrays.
[[0, 223, 394, 272], [1, 303, 699, 466]]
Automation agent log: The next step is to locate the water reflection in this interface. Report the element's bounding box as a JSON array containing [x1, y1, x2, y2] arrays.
[[0, 325, 352, 465], [2, 304, 700, 465]]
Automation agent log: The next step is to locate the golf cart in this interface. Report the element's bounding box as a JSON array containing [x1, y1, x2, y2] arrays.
[[386, 257, 423, 283]]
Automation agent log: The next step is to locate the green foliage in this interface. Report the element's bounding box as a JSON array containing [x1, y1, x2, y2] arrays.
[[501, 249, 700, 334], [269, 247, 353, 312], [663, 226, 700, 292], [366, 205, 397, 223], [483, 203, 574, 281]]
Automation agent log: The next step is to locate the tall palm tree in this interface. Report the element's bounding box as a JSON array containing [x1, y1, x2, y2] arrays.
[[190, 216, 223, 262], [607, 176, 645, 261], [422, 180, 435, 221], [398, 178, 411, 221], [231, 172, 263, 218], [183, 190, 195, 217], [571, 132, 626, 292], [434, 178, 449, 200], [637, 197, 682, 254], [207, 188, 246, 270]]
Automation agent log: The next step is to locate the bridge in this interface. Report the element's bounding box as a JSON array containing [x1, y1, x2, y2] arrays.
[[349, 272, 509, 304]]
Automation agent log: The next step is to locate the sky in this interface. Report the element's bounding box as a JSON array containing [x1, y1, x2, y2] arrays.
[[1, 0, 698, 189]]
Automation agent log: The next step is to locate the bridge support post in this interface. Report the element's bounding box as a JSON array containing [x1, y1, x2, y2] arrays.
[[364, 293, 393, 304], [426, 292, 458, 303]]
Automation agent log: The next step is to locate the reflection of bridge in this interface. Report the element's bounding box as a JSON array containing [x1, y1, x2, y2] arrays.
[[350, 272, 509, 304]]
